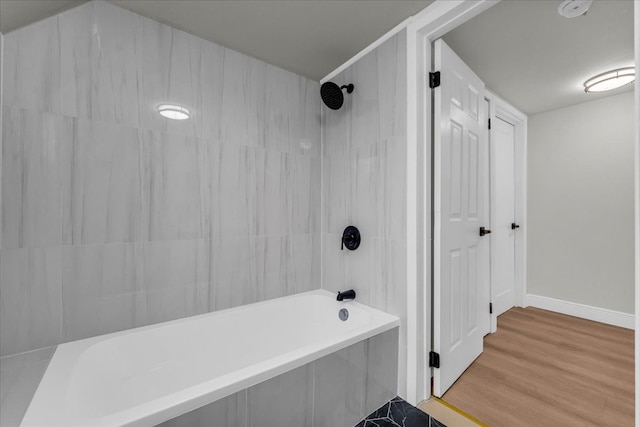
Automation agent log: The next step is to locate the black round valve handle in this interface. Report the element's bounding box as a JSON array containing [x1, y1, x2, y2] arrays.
[[341, 226, 361, 250]]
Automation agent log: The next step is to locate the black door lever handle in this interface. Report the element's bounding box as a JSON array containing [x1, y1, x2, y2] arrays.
[[479, 227, 491, 236], [511, 223, 520, 230]]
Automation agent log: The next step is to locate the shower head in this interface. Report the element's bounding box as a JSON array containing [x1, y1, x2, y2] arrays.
[[321, 82, 354, 110]]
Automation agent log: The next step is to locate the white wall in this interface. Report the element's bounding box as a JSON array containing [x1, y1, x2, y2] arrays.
[[528, 91, 635, 314]]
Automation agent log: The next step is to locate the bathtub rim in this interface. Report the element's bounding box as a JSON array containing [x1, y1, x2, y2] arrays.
[[21, 289, 400, 427]]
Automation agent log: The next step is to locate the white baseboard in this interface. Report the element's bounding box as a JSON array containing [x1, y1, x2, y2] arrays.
[[525, 294, 635, 330]]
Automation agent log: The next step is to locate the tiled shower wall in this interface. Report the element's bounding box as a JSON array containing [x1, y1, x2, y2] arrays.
[[321, 31, 408, 393], [0, 1, 321, 357]]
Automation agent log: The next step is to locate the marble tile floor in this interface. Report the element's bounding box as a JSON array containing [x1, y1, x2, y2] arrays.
[[355, 396, 445, 427]]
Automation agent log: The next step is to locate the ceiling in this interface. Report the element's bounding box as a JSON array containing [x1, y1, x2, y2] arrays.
[[443, 0, 635, 115], [0, 0, 87, 33], [0, 0, 432, 81]]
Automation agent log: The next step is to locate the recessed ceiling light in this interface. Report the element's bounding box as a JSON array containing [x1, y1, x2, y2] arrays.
[[583, 67, 635, 93], [558, 0, 593, 18], [157, 104, 191, 120]]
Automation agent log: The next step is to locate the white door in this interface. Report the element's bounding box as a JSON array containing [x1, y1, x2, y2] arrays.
[[490, 117, 516, 324], [433, 39, 488, 397]]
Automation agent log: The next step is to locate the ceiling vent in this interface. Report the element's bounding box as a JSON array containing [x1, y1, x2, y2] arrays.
[[558, 0, 593, 18]]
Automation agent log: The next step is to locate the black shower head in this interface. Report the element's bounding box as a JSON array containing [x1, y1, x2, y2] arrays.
[[320, 82, 354, 110]]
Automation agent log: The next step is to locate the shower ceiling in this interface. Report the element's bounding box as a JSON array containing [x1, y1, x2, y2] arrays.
[[0, 0, 433, 81]]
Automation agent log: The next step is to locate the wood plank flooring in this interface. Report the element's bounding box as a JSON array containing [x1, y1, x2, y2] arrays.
[[442, 307, 634, 427]]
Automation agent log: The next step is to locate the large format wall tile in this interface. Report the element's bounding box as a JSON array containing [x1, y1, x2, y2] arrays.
[[314, 328, 398, 427], [159, 329, 397, 427], [59, 2, 92, 119], [90, 1, 142, 127], [158, 391, 247, 427], [247, 364, 314, 427], [321, 31, 407, 398], [208, 237, 253, 311], [290, 78, 321, 158], [265, 64, 293, 153], [0, 248, 61, 357], [1, 0, 321, 358], [253, 149, 289, 236], [250, 235, 290, 302], [138, 240, 210, 326], [62, 119, 143, 245], [141, 131, 210, 241], [2, 107, 64, 249], [61, 243, 141, 342], [288, 233, 320, 294], [2, 16, 60, 113], [210, 142, 253, 237], [290, 153, 320, 234], [138, 18, 205, 137], [220, 49, 266, 148]]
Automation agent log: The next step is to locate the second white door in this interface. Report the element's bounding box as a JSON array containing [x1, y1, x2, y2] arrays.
[[490, 117, 516, 320]]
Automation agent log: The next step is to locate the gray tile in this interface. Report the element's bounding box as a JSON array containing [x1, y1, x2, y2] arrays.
[[2, 15, 60, 113], [2, 107, 63, 249], [290, 78, 321, 158], [349, 48, 381, 152], [290, 153, 320, 234], [90, 1, 141, 127], [264, 64, 293, 153], [364, 329, 399, 415], [322, 154, 350, 234], [61, 243, 141, 342], [250, 235, 289, 302], [138, 19, 205, 137], [320, 233, 346, 295], [210, 142, 253, 238], [0, 248, 62, 356], [313, 339, 368, 427], [157, 391, 247, 427], [0, 347, 56, 427], [200, 40, 226, 142], [137, 240, 210, 326], [62, 119, 143, 245], [376, 31, 407, 143], [380, 137, 407, 239], [208, 237, 253, 311], [141, 130, 210, 241], [253, 149, 289, 237], [220, 49, 266, 148], [247, 364, 313, 427], [59, 2, 93, 118], [287, 233, 320, 295], [349, 142, 383, 239]]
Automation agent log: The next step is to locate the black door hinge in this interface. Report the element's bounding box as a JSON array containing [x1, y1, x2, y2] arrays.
[[490, 302, 493, 314], [429, 351, 440, 368], [488, 118, 491, 129], [429, 71, 441, 89]]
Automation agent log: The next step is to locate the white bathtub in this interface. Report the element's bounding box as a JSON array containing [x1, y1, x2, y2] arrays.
[[21, 289, 399, 427]]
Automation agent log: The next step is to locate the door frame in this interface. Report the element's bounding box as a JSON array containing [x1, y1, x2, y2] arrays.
[[486, 90, 527, 333], [405, 0, 499, 404], [406, 0, 639, 407]]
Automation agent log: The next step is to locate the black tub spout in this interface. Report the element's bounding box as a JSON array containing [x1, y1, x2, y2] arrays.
[[337, 289, 356, 301]]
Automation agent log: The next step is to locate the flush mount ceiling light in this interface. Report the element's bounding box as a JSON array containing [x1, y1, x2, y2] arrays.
[[157, 104, 191, 120], [558, 0, 593, 18], [583, 67, 635, 93]]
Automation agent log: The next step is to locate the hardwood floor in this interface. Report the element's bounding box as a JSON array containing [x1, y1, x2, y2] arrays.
[[442, 307, 634, 427]]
